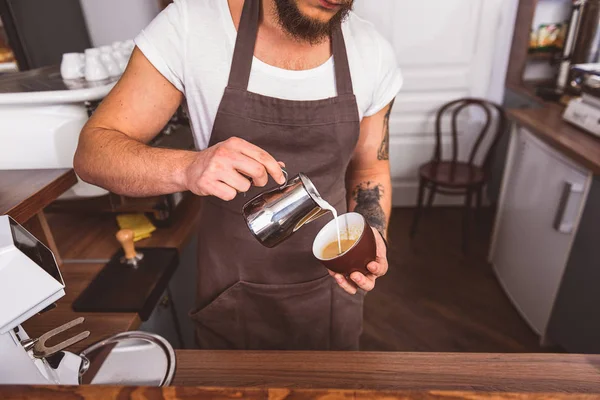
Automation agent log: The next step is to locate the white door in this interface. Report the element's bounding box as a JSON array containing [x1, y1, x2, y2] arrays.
[[354, 0, 517, 206], [491, 128, 591, 336]]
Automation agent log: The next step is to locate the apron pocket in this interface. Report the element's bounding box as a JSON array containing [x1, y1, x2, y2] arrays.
[[190, 275, 333, 350], [189, 281, 245, 349]]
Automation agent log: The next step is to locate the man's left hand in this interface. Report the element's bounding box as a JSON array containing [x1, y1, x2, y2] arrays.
[[329, 227, 388, 295]]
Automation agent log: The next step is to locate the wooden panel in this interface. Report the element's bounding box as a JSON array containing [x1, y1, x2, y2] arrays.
[[390, 114, 474, 137], [171, 350, 600, 392], [0, 169, 77, 223], [1, 386, 599, 399], [506, 0, 538, 86], [397, 68, 471, 92], [394, 91, 470, 114]]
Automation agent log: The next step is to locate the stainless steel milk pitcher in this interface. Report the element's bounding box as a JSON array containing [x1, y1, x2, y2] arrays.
[[242, 170, 330, 248]]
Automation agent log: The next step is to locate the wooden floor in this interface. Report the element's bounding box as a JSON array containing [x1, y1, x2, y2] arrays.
[[361, 207, 547, 353]]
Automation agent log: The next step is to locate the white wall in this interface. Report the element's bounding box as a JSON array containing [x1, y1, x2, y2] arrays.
[[79, 0, 161, 47], [354, 0, 517, 206]]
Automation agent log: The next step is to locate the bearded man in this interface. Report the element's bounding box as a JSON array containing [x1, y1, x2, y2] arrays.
[[74, 0, 403, 350]]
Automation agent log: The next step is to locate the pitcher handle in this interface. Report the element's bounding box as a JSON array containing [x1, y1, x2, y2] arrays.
[[244, 167, 288, 198], [279, 167, 289, 190]]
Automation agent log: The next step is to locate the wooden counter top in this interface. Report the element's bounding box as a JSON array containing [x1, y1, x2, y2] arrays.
[[22, 195, 203, 352], [1, 386, 597, 399], [508, 106, 600, 175], [0, 169, 77, 223], [171, 350, 600, 393], [506, 85, 600, 175], [2, 352, 599, 398]]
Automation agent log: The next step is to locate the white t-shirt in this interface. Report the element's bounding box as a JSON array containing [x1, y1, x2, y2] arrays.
[[135, 0, 403, 150]]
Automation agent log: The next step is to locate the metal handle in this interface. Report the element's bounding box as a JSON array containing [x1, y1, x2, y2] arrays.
[[279, 167, 289, 189], [26, 317, 91, 359], [244, 167, 288, 198], [553, 182, 584, 234]]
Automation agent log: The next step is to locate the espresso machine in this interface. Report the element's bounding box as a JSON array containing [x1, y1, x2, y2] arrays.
[[0, 215, 89, 385], [0, 215, 177, 386]]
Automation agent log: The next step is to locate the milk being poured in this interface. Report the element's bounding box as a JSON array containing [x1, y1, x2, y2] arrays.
[[312, 195, 343, 254]]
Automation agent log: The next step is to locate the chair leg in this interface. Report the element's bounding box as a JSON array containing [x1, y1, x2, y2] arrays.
[[462, 189, 473, 254], [410, 179, 426, 238], [426, 184, 437, 209]]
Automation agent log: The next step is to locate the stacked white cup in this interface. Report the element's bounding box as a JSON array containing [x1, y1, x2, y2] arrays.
[[60, 53, 85, 80], [111, 41, 131, 72], [60, 40, 135, 81], [99, 45, 121, 77], [84, 48, 108, 82]]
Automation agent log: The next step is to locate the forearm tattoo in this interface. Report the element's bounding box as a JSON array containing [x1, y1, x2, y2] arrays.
[[377, 99, 394, 161], [353, 182, 386, 235]]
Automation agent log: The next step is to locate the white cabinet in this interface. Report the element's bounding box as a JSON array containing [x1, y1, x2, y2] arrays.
[[490, 127, 591, 337]]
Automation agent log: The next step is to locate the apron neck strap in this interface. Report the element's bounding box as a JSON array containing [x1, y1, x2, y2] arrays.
[[331, 25, 353, 96], [228, 0, 259, 91], [227, 0, 354, 96]]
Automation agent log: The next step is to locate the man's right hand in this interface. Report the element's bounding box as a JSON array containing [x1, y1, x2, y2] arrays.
[[184, 137, 285, 201]]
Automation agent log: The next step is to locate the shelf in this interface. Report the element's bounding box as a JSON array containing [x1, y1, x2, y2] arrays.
[[527, 48, 561, 62]]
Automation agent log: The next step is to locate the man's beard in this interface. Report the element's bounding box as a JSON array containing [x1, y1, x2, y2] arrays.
[[273, 0, 353, 44]]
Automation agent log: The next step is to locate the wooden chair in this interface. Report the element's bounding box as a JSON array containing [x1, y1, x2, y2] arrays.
[[409, 98, 507, 253]]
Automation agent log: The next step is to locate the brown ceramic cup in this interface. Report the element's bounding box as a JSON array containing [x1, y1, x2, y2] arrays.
[[312, 212, 376, 276]]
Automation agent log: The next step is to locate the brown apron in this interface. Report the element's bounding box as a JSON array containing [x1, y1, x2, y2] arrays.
[[190, 0, 362, 350]]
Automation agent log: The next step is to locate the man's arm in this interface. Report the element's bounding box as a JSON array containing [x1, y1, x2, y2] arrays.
[[74, 48, 190, 197], [330, 100, 394, 295], [346, 100, 394, 238], [74, 48, 285, 200]]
